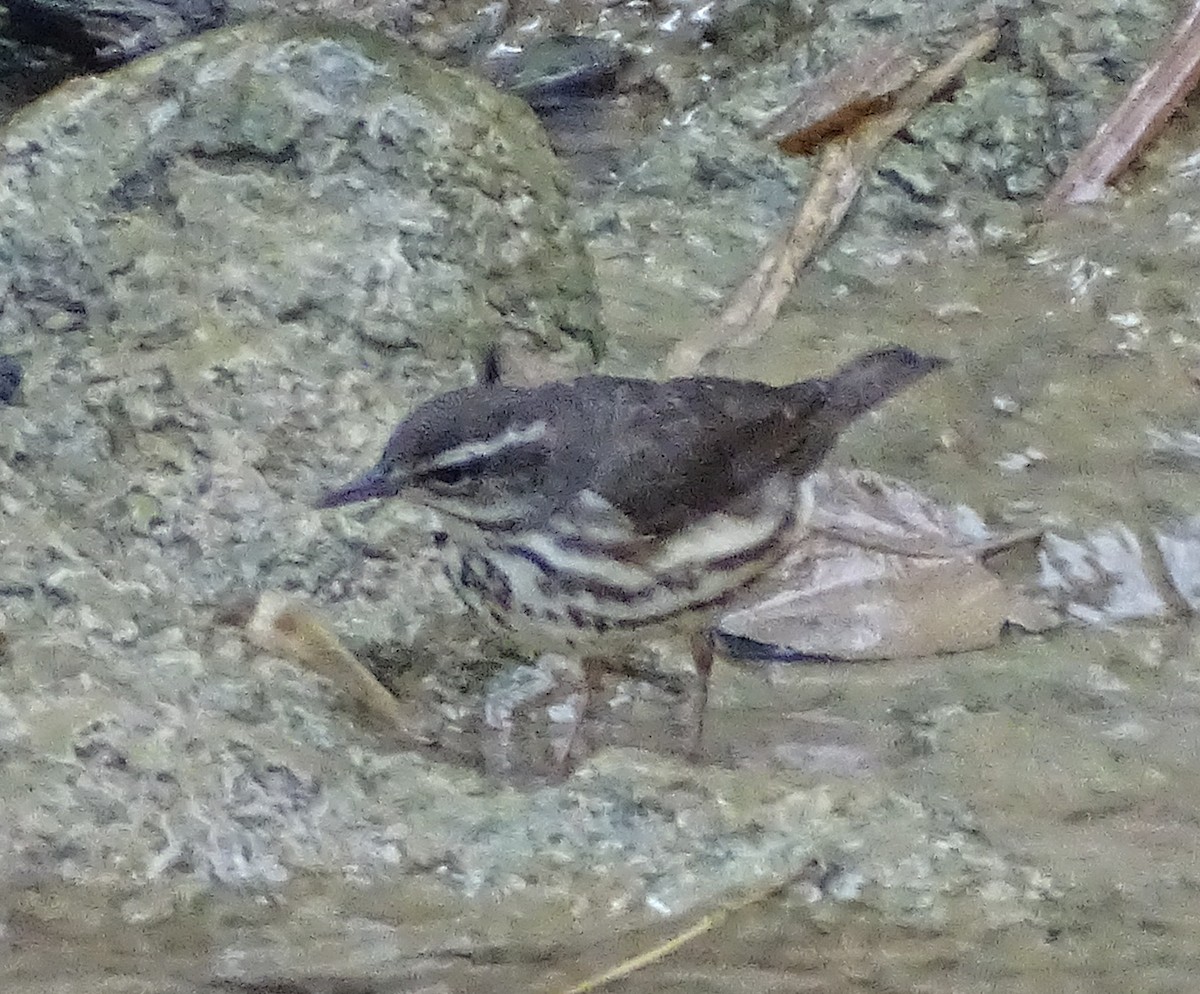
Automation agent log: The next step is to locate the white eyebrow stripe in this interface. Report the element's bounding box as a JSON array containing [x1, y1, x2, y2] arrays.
[[430, 420, 548, 468]]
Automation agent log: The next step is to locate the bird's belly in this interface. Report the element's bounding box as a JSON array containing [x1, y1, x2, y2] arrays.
[[438, 480, 808, 656]]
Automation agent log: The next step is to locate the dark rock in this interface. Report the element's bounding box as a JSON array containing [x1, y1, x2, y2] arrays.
[[501, 34, 631, 110], [702, 0, 812, 60], [0, 37, 75, 124], [5, 0, 227, 68], [420, 0, 509, 64], [484, 34, 642, 179]]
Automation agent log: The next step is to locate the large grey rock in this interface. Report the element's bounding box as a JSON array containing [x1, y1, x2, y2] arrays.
[[0, 18, 601, 359], [0, 18, 602, 837]]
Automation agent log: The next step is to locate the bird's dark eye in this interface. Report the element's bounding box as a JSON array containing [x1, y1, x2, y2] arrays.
[[428, 464, 471, 486], [424, 454, 495, 488]]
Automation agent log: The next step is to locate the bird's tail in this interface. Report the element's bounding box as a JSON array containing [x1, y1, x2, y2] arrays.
[[814, 346, 948, 428]]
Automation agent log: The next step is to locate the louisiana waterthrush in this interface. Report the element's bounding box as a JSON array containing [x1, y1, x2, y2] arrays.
[[318, 346, 945, 757]]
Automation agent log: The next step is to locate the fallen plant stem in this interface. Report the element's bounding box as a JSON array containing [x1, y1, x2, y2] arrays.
[[808, 523, 1044, 561], [240, 592, 432, 749], [971, 526, 1045, 560], [1044, 0, 1200, 209], [663, 140, 858, 377]]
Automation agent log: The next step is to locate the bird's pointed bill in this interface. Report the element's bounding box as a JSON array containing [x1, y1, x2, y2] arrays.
[[316, 467, 400, 508]]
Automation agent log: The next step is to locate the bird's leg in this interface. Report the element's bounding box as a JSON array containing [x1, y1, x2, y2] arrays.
[[687, 631, 715, 757], [558, 656, 607, 771]]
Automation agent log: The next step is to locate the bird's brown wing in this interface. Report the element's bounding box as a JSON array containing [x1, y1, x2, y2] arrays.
[[579, 376, 829, 537]]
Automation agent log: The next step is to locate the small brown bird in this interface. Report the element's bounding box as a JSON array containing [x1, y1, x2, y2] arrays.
[[319, 346, 945, 757]]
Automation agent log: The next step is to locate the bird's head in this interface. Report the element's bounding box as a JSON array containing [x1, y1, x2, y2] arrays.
[[316, 383, 548, 510]]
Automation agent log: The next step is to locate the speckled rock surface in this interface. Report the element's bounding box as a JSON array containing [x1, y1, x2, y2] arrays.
[[0, 19, 601, 359], [1, 0, 1179, 302]]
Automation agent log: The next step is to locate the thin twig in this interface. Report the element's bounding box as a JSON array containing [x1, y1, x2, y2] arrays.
[[1044, 0, 1200, 209], [665, 25, 999, 376], [552, 861, 824, 994], [807, 522, 1042, 561]]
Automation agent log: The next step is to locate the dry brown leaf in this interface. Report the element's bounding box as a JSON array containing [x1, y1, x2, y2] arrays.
[[719, 469, 1056, 661], [758, 41, 925, 155]]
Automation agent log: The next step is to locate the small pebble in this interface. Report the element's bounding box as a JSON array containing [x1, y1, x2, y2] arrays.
[[505, 35, 630, 110], [996, 448, 1046, 472]]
